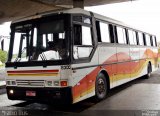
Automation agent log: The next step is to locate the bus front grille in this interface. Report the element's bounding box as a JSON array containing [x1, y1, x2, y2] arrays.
[[16, 80, 44, 87]]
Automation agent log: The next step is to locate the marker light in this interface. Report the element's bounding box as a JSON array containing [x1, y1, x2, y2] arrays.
[[46, 80, 53, 86], [54, 81, 59, 86], [60, 81, 68, 87]]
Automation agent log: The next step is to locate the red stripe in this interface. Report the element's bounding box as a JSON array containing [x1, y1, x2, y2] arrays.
[[7, 70, 59, 74]]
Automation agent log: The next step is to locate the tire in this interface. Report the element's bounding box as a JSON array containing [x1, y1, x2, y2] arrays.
[[145, 63, 152, 79], [95, 73, 108, 101]]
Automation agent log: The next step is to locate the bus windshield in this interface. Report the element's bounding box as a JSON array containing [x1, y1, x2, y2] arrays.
[[10, 19, 69, 62]]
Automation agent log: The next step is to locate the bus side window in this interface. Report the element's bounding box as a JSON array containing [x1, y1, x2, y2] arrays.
[[155, 36, 157, 47], [96, 21, 110, 43], [152, 36, 157, 47], [82, 26, 92, 45], [73, 24, 82, 45], [133, 31, 137, 45], [73, 24, 92, 45], [143, 33, 146, 46], [96, 21, 101, 42], [150, 36, 153, 46], [128, 30, 137, 45], [116, 26, 127, 44], [109, 24, 115, 43], [73, 24, 93, 59], [138, 32, 144, 46], [155, 36, 157, 46], [145, 34, 151, 46]]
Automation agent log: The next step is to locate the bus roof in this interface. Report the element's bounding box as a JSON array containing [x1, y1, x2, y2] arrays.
[[11, 8, 155, 36]]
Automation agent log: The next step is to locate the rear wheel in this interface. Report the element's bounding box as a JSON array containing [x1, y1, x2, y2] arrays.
[[145, 63, 152, 79], [95, 73, 108, 101]]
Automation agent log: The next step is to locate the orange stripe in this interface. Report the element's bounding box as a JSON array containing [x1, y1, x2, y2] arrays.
[[8, 73, 58, 76], [7, 69, 59, 74], [72, 49, 158, 102]]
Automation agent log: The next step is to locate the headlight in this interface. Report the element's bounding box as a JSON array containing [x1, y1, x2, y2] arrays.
[[9, 89, 14, 94]]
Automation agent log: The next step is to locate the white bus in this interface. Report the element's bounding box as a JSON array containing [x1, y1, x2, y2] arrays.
[[6, 8, 159, 104]]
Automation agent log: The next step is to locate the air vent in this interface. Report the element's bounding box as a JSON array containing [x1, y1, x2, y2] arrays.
[[16, 80, 44, 87]]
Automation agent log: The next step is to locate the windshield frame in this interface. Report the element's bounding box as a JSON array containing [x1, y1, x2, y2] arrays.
[[6, 14, 72, 67]]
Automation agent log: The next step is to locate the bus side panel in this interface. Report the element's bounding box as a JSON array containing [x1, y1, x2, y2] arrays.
[[71, 46, 159, 103], [72, 44, 117, 103], [116, 45, 130, 86], [129, 46, 140, 80], [72, 49, 99, 103], [139, 47, 148, 77], [138, 47, 158, 77], [98, 44, 117, 88], [147, 47, 159, 72], [152, 48, 159, 71]]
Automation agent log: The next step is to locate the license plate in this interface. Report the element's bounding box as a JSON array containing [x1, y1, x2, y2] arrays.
[[26, 91, 36, 97]]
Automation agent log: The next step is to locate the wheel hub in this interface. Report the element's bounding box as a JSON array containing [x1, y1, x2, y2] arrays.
[[98, 78, 106, 94]]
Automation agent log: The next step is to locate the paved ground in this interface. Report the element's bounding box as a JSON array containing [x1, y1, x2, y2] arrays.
[[0, 69, 160, 116], [0, 67, 5, 81]]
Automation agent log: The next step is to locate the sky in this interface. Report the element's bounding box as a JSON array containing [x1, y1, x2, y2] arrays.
[[0, 22, 10, 36], [0, 0, 160, 51], [0, 22, 10, 51]]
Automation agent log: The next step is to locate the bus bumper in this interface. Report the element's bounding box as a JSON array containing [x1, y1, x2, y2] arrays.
[[6, 86, 73, 104]]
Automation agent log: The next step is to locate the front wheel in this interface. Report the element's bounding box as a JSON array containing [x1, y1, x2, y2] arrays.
[[95, 73, 108, 101]]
